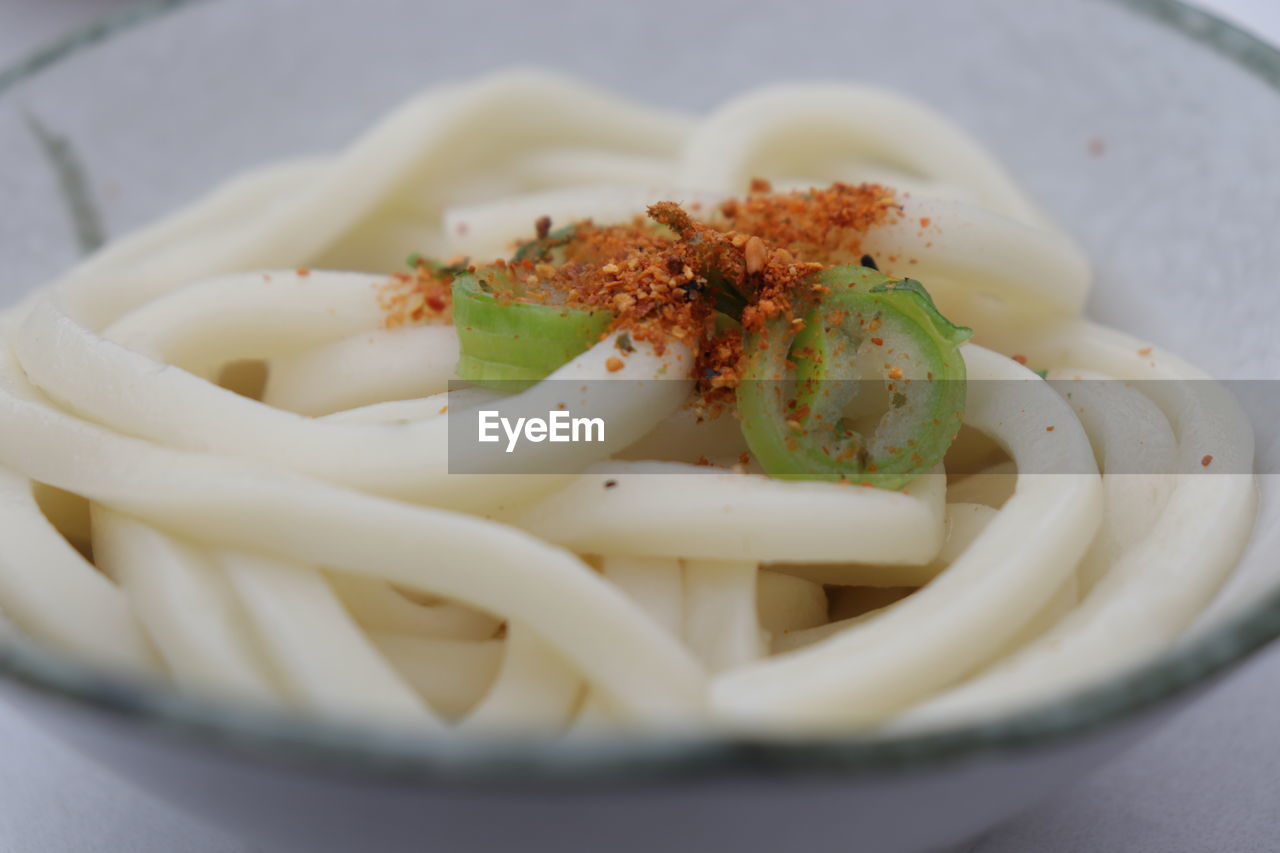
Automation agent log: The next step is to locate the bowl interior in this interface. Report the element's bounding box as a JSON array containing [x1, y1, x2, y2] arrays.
[[0, 0, 1279, 765]]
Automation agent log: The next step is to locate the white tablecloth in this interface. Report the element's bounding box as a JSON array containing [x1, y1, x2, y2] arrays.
[[1, 1, 1278, 850]]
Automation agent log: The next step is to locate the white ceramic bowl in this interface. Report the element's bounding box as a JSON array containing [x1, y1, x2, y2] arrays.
[[1, 1, 1279, 851]]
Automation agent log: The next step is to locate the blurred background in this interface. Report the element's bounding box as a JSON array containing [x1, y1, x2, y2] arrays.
[[3, 0, 1279, 68]]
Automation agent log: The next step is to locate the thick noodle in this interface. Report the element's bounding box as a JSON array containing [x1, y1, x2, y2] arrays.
[[0, 70, 1255, 735]]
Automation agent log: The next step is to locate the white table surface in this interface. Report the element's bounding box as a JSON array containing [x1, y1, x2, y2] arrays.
[[2, 1, 1279, 851]]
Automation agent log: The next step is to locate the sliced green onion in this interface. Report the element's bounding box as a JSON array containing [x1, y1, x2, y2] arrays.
[[738, 265, 970, 488], [451, 267, 613, 390], [713, 311, 742, 335], [406, 252, 469, 276], [511, 224, 577, 264]]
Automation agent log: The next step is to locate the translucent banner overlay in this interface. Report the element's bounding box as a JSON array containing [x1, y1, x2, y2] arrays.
[[445, 379, 1264, 476]]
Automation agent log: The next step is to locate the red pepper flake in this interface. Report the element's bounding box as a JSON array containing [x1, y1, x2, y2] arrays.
[[1137, 347, 1152, 356], [379, 181, 906, 414], [1011, 354, 1028, 365], [296, 268, 311, 277], [1045, 426, 1055, 432], [1201, 454, 1214, 467], [870, 337, 884, 346], [603, 479, 618, 489], [743, 235, 767, 274], [919, 217, 931, 228]]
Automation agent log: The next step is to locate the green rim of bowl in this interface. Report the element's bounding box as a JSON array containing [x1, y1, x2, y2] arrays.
[[1, 0, 1279, 787]]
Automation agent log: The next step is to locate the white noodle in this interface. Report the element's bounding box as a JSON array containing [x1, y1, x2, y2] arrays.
[[0, 70, 1254, 735]]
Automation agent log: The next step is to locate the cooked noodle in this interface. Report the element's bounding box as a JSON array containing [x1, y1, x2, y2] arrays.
[[0, 71, 1255, 734]]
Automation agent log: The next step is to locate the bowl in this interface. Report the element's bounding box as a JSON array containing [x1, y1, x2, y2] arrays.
[[2, 1, 1279, 851]]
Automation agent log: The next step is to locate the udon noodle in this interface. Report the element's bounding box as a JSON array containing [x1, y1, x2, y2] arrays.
[[0, 71, 1256, 735]]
